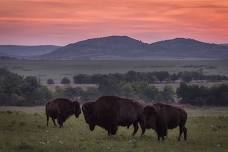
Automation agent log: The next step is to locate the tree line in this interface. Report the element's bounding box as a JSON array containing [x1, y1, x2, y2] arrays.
[[54, 82, 175, 103], [1, 68, 227, 106], [72, 71, 228, 84], [47, 71, 228, 85]]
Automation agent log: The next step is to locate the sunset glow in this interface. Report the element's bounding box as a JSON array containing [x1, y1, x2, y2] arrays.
[[0, 0, 228, 45]]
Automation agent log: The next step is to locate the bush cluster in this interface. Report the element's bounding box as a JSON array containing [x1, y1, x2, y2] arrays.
[[0, 68, 51, 106], [177, 83, 228, 106]]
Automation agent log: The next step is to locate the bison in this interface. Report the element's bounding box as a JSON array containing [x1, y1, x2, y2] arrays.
[[142, 103, 187, 141], [82, 96, 144, 136], [46, 98, 81, 128]]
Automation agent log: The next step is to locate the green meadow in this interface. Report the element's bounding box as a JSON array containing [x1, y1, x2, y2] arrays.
[[0, 107, 228, 152]]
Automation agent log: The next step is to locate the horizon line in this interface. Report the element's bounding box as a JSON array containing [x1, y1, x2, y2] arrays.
[[0, 35, 227, 46]]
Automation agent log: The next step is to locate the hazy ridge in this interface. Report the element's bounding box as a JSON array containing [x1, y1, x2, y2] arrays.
[[0, 45, 61, 57], [41, 36, 228, 59], [1, 36, 228, 59]]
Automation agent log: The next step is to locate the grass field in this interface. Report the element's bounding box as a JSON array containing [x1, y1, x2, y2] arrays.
[[0, 59, 228, 84], [0, 107, 228, 152]]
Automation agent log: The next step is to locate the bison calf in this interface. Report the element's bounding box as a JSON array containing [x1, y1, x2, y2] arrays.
[[82, 96, 144, 136], [142, 103, 187, 141], [46, 98, 81, 128]]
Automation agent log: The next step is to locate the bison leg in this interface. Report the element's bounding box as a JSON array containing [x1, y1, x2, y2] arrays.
[[161, 136, 165, 141], [89, 124, 95, 131], [107, 129, 112, 136], [111, 126, 118, 135], [57, 117, 64, 128], [156, 128, 166, 141], [157, 135, 164, 141], [141, 127, 146, 136], [46, 115, 49, 127], [178, 125, 187, 141], [139, 120, 145, 136], [183, 127, 187, 141], [132, 122, 139, 136], [157, 134, 165, 141], [52, 118, 57, 127], [107, 125, 118, 136], [156, 131, 160, 141]]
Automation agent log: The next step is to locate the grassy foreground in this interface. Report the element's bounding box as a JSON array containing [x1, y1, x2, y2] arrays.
[[0, 108, 228, 152]]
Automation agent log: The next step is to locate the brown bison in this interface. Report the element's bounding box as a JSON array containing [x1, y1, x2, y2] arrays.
[[142, 103, 187, 141], [82, 96, 144, 136], [46, 98, 81, 128]]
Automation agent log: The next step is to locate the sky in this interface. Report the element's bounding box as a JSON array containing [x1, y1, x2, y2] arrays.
[[0, 0, 228, 45]]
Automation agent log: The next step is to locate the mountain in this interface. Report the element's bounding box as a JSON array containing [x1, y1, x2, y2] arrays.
[[42, 36, 149, 59], [220, 44, 228, 47], [148, 38, 228, 58], [39, 36, 228, 59], [0, 52, 7, 56], [0, 45, 61, 57]]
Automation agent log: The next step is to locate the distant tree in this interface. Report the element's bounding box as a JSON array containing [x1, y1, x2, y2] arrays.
[[177, 82, 228, 106], [61, 77, 71, 84], [80, 88, 101, 101], [176, 82, 189, 101], [154, 71, 170, 82], [119, 82, 135, 98], [20, 76, 40, 97], [90, 74, 106, 83], [125, 71, 139, 82], [47, 79, 55, 84], [170, 73, 178, 81], [161, 85, 175, 103], [179, 72, 193, 83], [73, 74, 91, 84], [98, 79, 120, 96], [62, 87, 83, 100]]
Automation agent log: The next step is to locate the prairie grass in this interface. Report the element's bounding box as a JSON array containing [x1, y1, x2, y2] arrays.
[[0, 107, 228, 152]]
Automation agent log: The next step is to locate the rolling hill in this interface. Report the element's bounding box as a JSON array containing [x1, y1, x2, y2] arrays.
[[41, 36, 228, 59], [0, 45, 61, 57], [220, 44, 228, 47], [0, 52, 7, 57], [148, 38, 228, 58], [41, 36, 149, 59]]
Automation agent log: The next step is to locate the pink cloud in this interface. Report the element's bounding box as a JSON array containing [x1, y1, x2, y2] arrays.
[[0, 0, 228, 45]]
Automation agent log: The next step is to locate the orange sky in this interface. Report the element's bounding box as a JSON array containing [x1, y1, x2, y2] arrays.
[[0, 0, 228, 45]]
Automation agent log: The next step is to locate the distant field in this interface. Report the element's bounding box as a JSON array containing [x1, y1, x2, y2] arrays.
[[0, 106, 228, 152], [0, 59, 228, 84], [1, 106, 228, 116]]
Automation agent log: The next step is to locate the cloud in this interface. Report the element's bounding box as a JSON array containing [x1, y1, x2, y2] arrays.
[[0, 0, 228, 45]]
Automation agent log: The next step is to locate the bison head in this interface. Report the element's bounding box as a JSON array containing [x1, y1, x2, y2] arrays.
[[82, 102, 96, 131], [73, 101, 81, 118], [143, 106, 158, 129]]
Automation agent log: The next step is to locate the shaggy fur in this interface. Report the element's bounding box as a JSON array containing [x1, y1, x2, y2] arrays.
[[142, 103, 187, 141], [82, 96, 144, 136], [46, 98, 81, 128]]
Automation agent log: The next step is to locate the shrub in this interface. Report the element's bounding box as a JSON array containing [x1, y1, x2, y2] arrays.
[[0, 68, 52, 106], [61, 77, 71, 84], [47, 79, 55, 84]]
